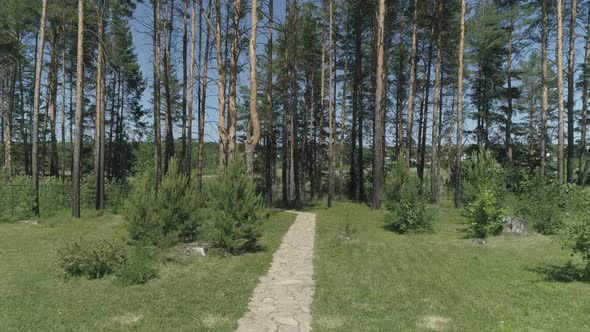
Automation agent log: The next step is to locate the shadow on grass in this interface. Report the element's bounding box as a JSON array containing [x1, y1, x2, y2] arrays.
[[528, 262, 589, 283]]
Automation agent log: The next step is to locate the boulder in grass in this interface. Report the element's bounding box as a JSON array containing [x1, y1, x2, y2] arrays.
[[502, 216, 529, 236], [180, 242, 211, 256]]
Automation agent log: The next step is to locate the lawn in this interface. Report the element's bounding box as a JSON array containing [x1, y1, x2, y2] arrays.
[[0, 210, 295, 331], [312, 200, 590, 331]]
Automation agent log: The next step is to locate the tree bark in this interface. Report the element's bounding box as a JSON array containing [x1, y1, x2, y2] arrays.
[[430, 0, 443, 204], [72, 0, 85, 218], [316, 15, 326, 199], [95, 3, 106, 210], [455, 0, 466, 209], [187, 0, 197, 180], [506, 9, 514, 187], [60, 38, 67, 180], [227, 0, 241, 163], [182, 0, 189, 174], [198, 0, 212, 191], [215, 0, 228, 169], [264, 0, 274, 207], [406, 0, 419, 164], [339, 55, 348, 196], [282, 0, 291, 207], [48, 25, 59, 178], [245, 0, 260, 176], [557, 0, 565, 183], [327, 0, 335, 208], [153, 0, 163, 190], [540, 0, 549, 177], [372, 0, 387, 209], [579, 4, 590, 185], [163, 0, 175, 171], [567, 0, 577, 183]]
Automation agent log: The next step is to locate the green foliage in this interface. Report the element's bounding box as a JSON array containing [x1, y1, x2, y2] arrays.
[[564, 216, 590, 275], [0, 175, 32, 221], [462, 147, 506, 204], [56, 239, 126, 279], [515, 175, 564, 235], [115, 245, 159, 286], [384, 156, 411, 209], [384, 157, 433, 234], [209, 158, 262, 254], [124, 177, 166, 245], [125, 158, 204, 247], [467, 185, 506, 238]]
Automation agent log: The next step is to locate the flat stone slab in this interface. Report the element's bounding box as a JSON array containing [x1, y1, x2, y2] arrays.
[[236, 211, 316, 332]]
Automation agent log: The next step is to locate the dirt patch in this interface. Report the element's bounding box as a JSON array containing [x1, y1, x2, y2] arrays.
[[418, 315, 451, 331], [200, 313, 228, 328], [111, 312, 144, 326], [316, 315, 345, 329]]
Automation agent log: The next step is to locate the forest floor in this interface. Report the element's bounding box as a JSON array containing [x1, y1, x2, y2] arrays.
[[311, 200, 590, 331], [0, 210, 295, 331]]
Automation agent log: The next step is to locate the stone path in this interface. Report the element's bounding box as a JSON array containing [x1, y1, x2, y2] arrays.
[[236, 211, 316, 332]]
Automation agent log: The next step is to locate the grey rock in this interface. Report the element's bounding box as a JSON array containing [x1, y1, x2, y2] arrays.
[[502, 216, 529, 236], [472, 238, 486, 245]]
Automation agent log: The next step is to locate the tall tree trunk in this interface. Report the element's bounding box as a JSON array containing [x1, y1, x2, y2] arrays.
[[245, 0, 260, 176], [154, 0, 163, 190], [556, 0, 565, 183], [317, 16, 326, 199], [419, 27, 434, 181], [540, 0, 549, 177], [215, 0, 228, 169], [454, 0, 466, 209], [291, 0, 300, 209], [506, 12, 514, 187], [339, 55, 348, 196], [430, 0, 443, 204], [529, 95, 536, 173], [182, 0, 189, 173], [395, 14, 405, 156], [72, 0, 85, 218], [567, 0, 577, 183], [372, 0, 387, 209], [406, 0, 419, 164], [282, 0, 291, 207], [227, 0, 241, 163], [198, 0, 212, 191], [4, 64, 16, 179], [579, 4, 590, 185], [327, 0, 335, 207], [60, 39, 66, 179], [18, 57, 30, 176], [95, 3, 106, 210], [264, 0, 274, 207], [163, 0, 175, 171], [187, 0, 197, 179], [48, 26, 59, 178]]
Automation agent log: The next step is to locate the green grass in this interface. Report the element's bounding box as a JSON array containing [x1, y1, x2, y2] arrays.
[[0, 210, 295, 331], [312, 200, 590, 331]]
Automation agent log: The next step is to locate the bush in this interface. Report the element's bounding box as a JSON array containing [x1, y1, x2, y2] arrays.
[[462, 147, 506, 205], [384, 177, 433, 233], [116, 245, 159, 286], [466, 185, 506, 238], [125, 158, 204, 247], [384, 157, 433, 233], [209, 158, 262, 254], [515, 175, 564, 235], [564, 216, 590, 275], [56, 239, 126, 279]]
